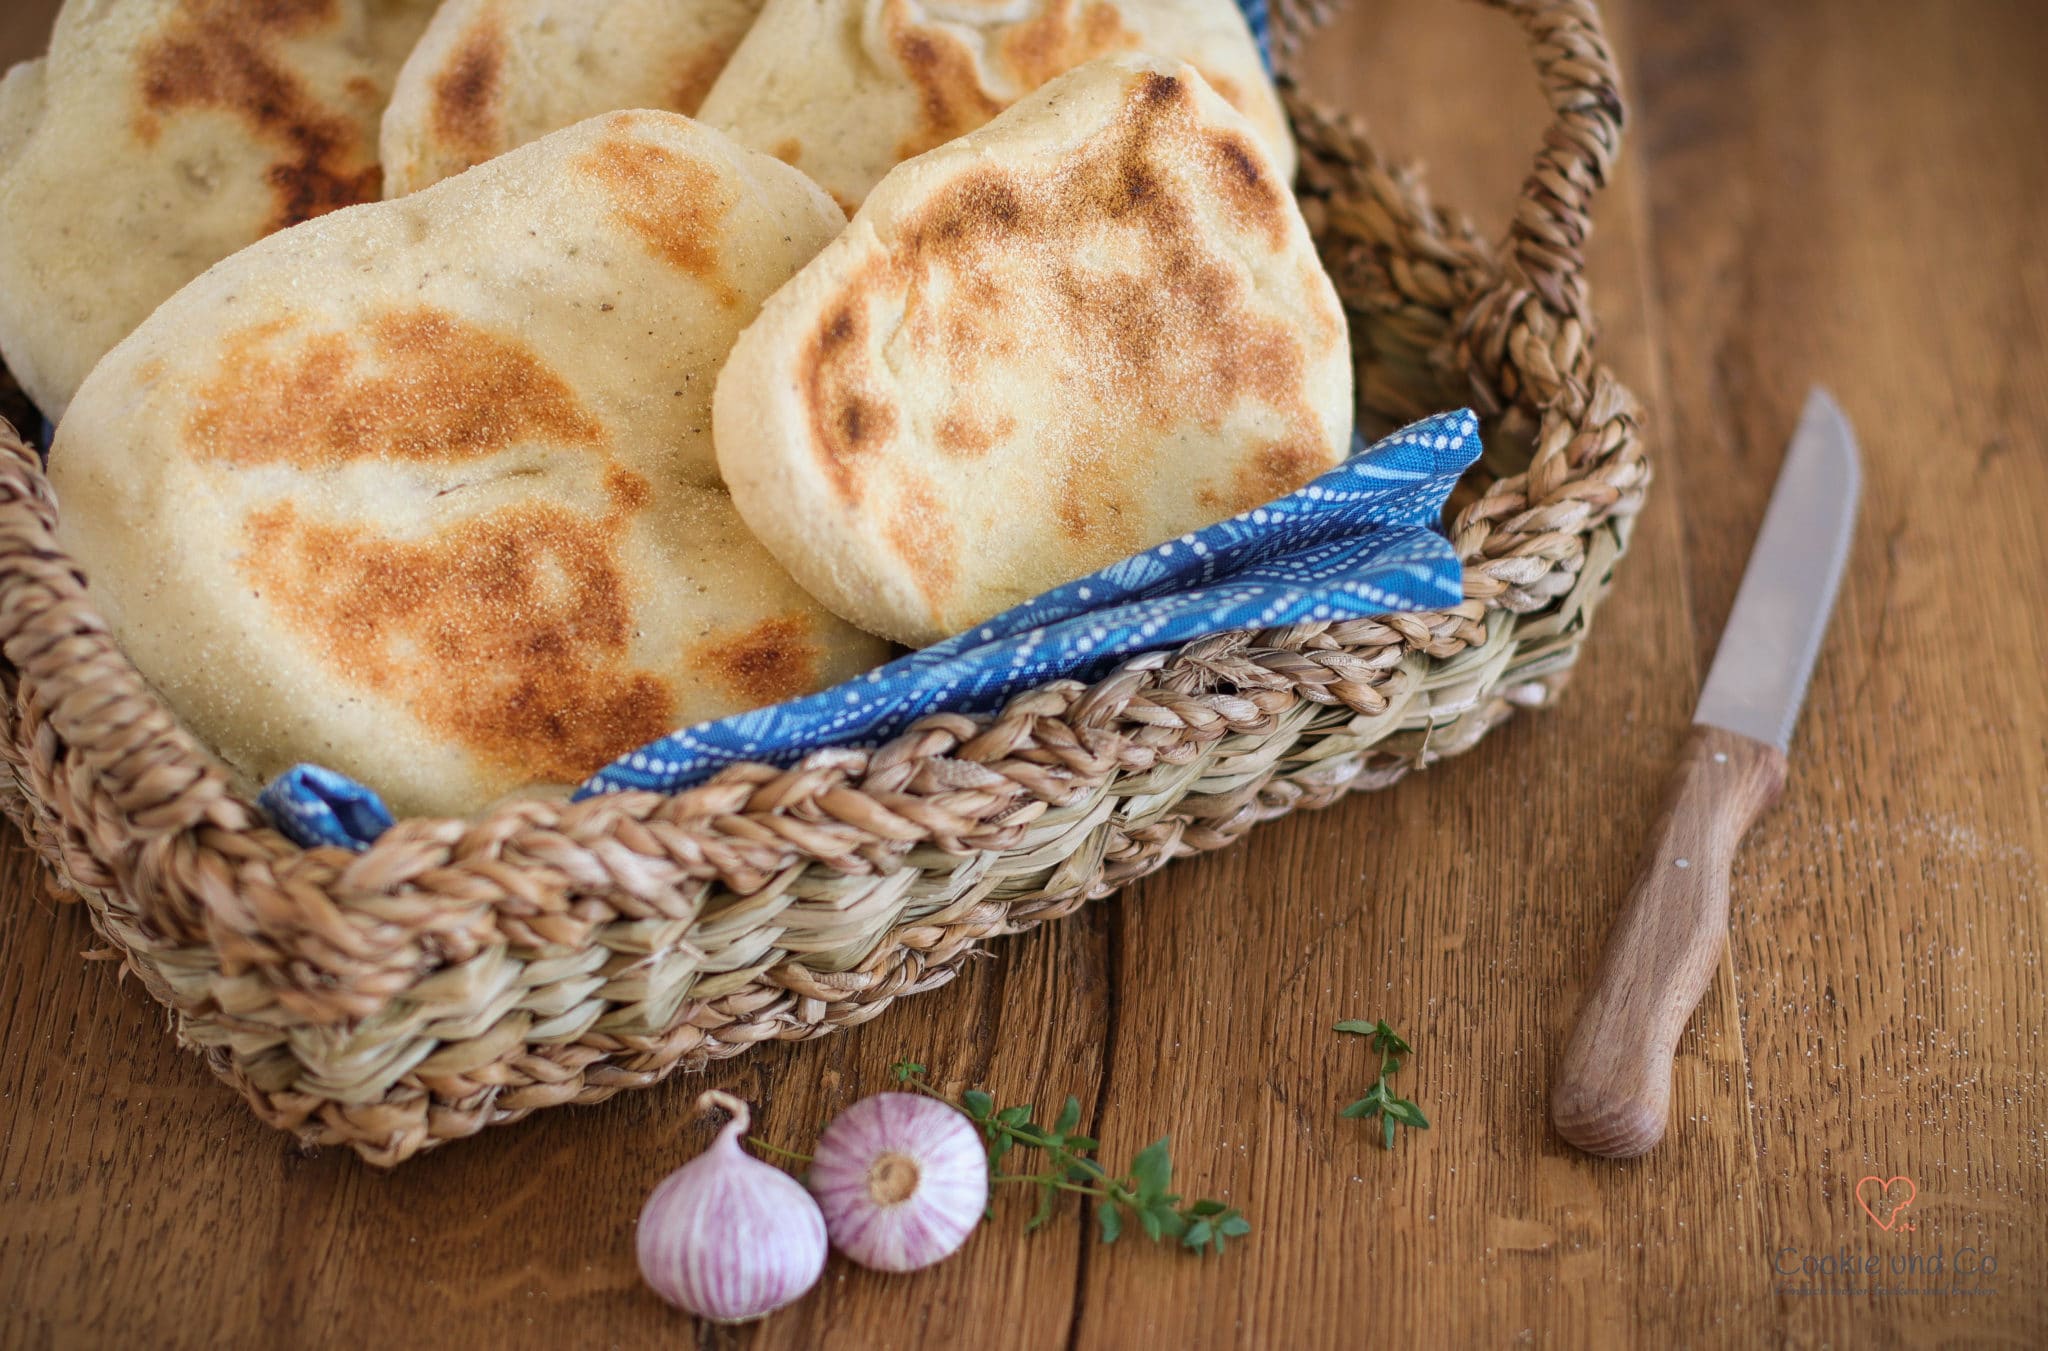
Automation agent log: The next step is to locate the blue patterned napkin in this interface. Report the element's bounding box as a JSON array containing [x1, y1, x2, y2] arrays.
[[259, 411, 1480, 850]]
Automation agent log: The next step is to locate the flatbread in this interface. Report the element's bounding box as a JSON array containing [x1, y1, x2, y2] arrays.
[[380, 0, 766, 197], [0, 0, 437, 423], [695, 0, 1292, 211], [51, 110, 888, 818], [714, 57, 1352, 647]]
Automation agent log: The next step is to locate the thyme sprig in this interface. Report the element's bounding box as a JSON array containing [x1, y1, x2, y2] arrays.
[[1335, 1019, 1428, 1149]]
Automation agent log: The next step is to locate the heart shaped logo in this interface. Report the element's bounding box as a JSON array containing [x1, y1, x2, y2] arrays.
[[1855, 1175, 1917, 1230]]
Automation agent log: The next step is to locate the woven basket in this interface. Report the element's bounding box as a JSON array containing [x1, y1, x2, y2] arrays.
[[0, 0, 1640, 1165]]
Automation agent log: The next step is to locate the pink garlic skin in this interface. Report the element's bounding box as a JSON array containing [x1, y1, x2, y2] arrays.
[[636, 1098, 827, 1323], [808, 1092, 989, 1272]]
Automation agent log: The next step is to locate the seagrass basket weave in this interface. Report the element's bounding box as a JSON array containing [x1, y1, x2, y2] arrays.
[[0, 0, 1640, 1165]]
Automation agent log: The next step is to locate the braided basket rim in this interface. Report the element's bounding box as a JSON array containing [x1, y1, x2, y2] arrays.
[[0, 0, 1643, 1164]]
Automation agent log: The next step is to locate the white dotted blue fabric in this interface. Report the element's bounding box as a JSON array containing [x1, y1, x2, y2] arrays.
[[259, 411, 1480, 850], [261, 763, 402, 848]]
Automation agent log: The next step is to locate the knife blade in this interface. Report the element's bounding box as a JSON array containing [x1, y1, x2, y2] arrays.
[[1551, 387, 1862, 1158], [1694, 388, 1863, 749]]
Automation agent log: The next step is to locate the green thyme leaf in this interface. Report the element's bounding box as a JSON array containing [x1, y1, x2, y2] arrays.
[[1386, 1098, 1429, 1129], [1338, 1019, 1427, 1150], [1129, 1138, 1173, 1199], [1027, 1180, 1060, 1232]]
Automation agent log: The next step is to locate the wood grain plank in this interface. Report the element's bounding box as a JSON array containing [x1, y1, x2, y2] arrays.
[[1, 0, 2044, 1346], [0, 6, 46, 68], [1633, 0, 2048, 1345], [1065, 2, 1775, 1344]]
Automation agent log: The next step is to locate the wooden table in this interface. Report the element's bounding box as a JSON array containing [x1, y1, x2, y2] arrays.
[[2, 1, 2043, 1346]]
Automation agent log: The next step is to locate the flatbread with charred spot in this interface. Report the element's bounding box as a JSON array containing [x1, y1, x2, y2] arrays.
[[380, 0, 766, 196], [695, 0, 1292, 211], [714, 56, 1353, 647], [50, 111, 887, 818], [0, 0, 438, 422]]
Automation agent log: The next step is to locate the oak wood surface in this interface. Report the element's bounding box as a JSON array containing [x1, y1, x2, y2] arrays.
[[2, 1, 2044, 1347], [1553, 725, 1788, 1158]]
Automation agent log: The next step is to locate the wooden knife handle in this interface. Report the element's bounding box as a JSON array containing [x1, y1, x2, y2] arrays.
[[1551, 725, 1787, 1157]]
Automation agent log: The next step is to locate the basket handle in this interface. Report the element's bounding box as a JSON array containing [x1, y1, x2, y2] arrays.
[[1478, 0, 1626, 319], [0, 424, 260, 850]]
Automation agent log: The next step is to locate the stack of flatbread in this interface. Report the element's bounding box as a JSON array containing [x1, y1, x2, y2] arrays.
[[1, 0, 1352, 817]]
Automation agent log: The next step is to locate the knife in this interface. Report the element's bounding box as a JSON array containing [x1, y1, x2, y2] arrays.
[[1551, 387, 1862, 1158]]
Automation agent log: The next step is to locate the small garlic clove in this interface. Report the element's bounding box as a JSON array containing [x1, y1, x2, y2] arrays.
[[808, 1092, 989, 1272], [637, 1090, 827, 1323]]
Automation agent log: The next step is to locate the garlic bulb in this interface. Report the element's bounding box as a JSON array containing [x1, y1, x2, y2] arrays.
[[636, 1091, 827, 1322], [807, 1092, 988, 1272]]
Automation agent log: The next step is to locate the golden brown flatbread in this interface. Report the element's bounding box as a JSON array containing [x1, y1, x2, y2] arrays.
[[695, 0, 1292, 211], [0, 0, 437, 421], [713, 57, 1352, 647], [51, 111, 889, 817], [379, 0, 766, 196]]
